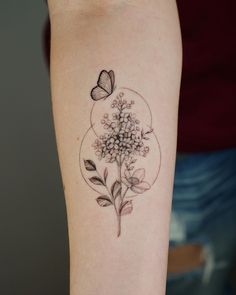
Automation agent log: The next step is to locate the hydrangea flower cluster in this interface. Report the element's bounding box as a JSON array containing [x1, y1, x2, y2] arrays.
[[92, 95, 151, 163]]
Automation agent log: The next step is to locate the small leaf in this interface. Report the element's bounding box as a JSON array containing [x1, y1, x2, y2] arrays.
[[145, 128, 153, 134], [96, 196, 112, 207], [104, 167, 108, 183], [114, 187, 122, 199], [84, 159, 96, 171], [89, 176, 104, 185], [111, 180, 121, 199], [120, 200, 133, 216]]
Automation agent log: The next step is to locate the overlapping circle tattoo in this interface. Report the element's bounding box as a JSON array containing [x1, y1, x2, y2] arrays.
[[79, 70, 161, 237]]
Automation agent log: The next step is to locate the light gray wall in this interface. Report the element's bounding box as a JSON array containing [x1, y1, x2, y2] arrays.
[[0, 2, 69, 295]]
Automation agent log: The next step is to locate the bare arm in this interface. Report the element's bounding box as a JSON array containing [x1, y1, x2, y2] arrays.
[[48, 1, 182, 294]]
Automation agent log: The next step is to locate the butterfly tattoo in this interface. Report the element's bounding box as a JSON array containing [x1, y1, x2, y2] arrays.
[[90, 70, 115, 101]]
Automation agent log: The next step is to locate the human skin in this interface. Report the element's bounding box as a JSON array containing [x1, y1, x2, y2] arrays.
[[48, 1, 182, 294]]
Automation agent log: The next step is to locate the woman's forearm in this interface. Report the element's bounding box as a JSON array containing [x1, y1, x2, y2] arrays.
[[49, 1, 182, 294]]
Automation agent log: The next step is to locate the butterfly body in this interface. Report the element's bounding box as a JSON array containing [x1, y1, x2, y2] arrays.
[[91, 70, 115, 101]]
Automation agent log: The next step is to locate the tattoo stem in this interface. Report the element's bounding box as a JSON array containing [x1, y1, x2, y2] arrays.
[[97, 168, 122, 237], [117, 214, 121, 237], [122, 186, 129, 201], [117, 155, 122, 237]]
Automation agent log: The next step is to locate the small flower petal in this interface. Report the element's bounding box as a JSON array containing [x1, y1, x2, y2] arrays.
[[132, 168, 145, 182], [131, 181, 151, 194], [124, 169, 131, 179], [128, 176, 139, 185]]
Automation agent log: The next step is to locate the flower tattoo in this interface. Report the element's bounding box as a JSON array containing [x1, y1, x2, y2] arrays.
[[80, 70, 161, 237], [122, 169, 151, 194]]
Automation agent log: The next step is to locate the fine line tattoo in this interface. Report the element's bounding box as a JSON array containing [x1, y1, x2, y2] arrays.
[[79, 70, 161, 237]]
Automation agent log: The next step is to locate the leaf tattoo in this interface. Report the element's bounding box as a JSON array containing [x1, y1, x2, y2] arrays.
[[84, 159, 96, 171], [89, 176, 104, 186], [103, 167, 108, 183], [119, 200, 133, 216], [96, 196, 112, 207], [111, 180, 121, 200]]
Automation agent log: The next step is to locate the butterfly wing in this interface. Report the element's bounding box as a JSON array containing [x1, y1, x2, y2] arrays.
[[108, 70, 115, 91], [97, 70, 113, 95], [91, 86, 109, 101]]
